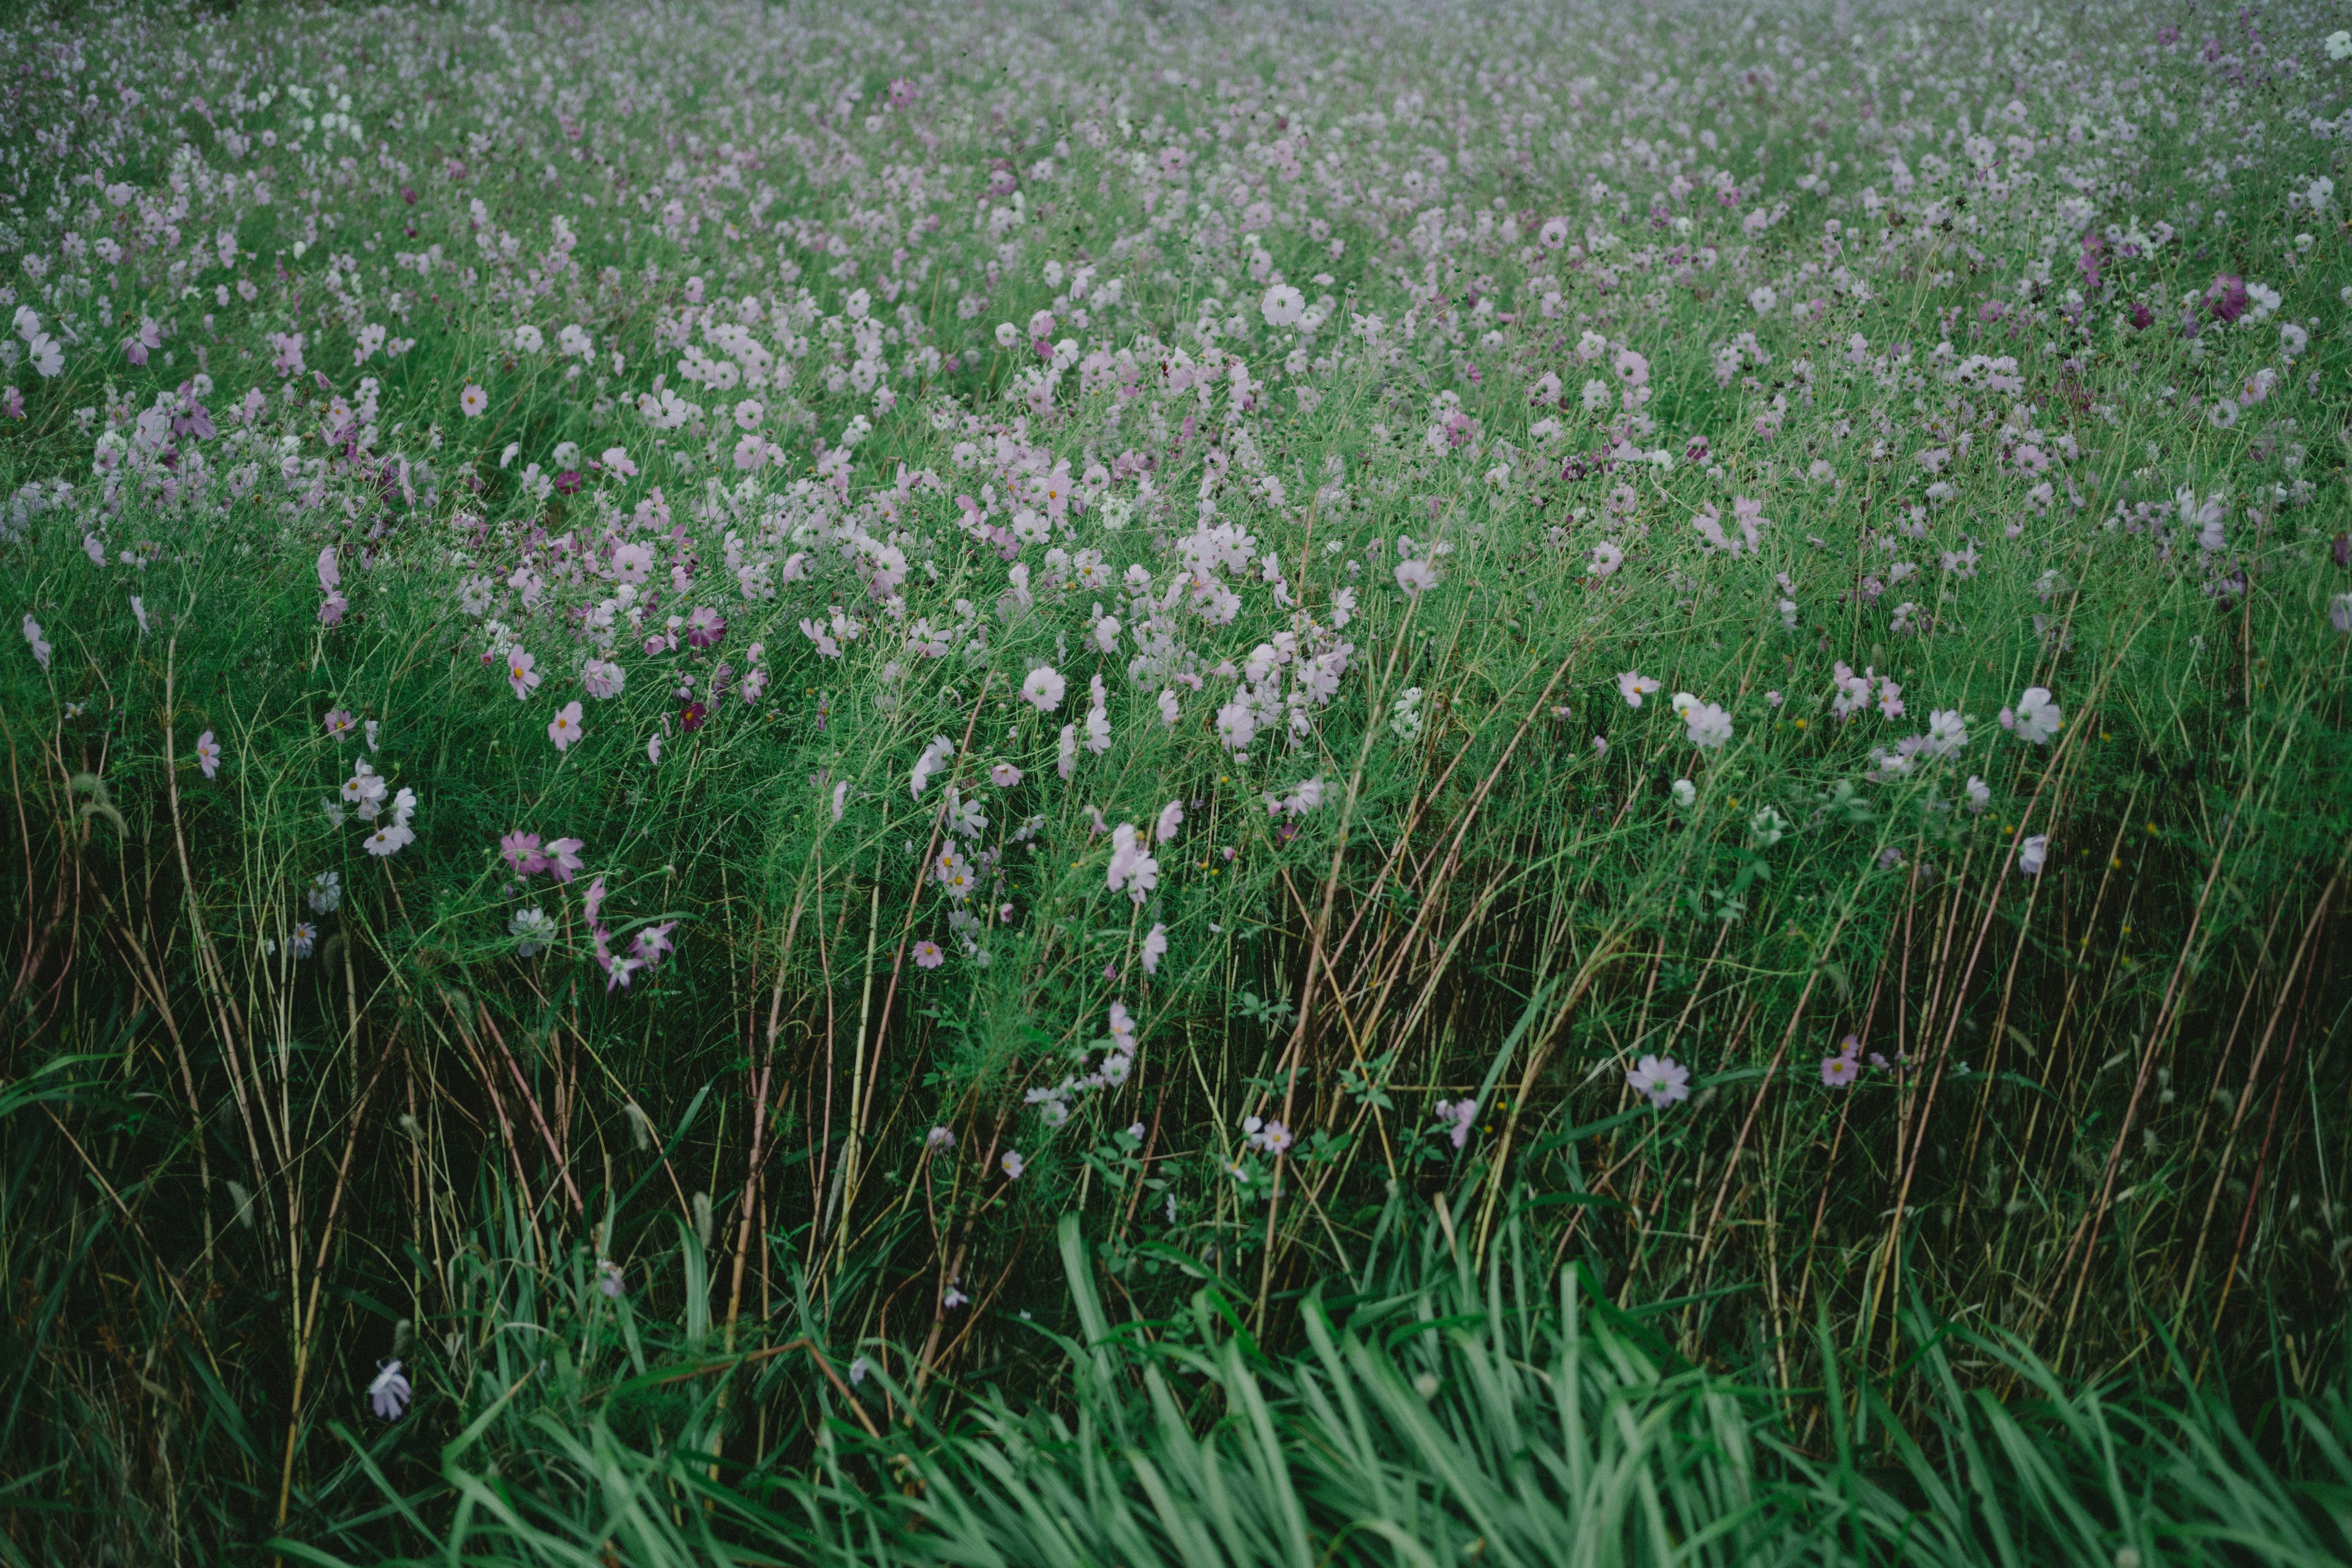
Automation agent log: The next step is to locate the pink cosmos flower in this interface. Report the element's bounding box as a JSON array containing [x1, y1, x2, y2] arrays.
[[506, 647, 541, 699], [1626, 1054, 1691, 1108], [548, 701, 584, 752], [1142, 922, 1169, 974], [195, 729, 222, 778], [323, 709, 358, 740], [1021, 665, 1066, 711], [1000, 1150, 1025, 1180], [546, 837, 585, 882], [990, 763, 1023, 788], [683, 606, 726, 649], [502, 832, 549, 876], [914, 940, 944, 969], [581, 659, 625, 699], [1616, 671, 1660, 707]]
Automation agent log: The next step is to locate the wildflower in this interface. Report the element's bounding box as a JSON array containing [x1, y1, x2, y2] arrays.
[[324, 709, 358, 741], [363, 822, 415, 857], [2019, 834, 2049, 875], [1965, 776, 1992, 813], [548, 701, 584, 752], [1243, 1116, 1293, 1156], [596, 1259, 625, 1298], [1000, 1150, 1025, 1180], [1155, 799, 1185, 841], [368, 1361, 412, 1420], [1058, 723, 1079, 779], [1142, 922, 1169, 974], [1431, 1098, 1477, 1149], [990, 762, 1023, 788], [21, 616, 49, 670], [1672, 778, 1698, 809], [683, 606, 727, 649], [2332, 593, 2352, 635], [1821, 1050, 1860, 1088], [546, 837, 584, 883], [910, 734, 956, 797], [460, 383, 488, 417], [290, 922, 318, 959], [1107, 823, 1160, 902], [511, 908, 555, 956], [1678, 695, 1735, 750], [943, 1284, 969, 1308], [1020, 665, 1066, 710], [1394, 557, 1442, 595], [505, 647, 541, 700], [501, 831, 548, 875], [2002, 687, 2062, 745], [195, 729, 222, 778], [1589, 540, 1624, 576], [582, 659, 625, 699], [647, 735, 663, 765], [2204, 275, 2249, 325], [914, 940, 944, 969], [1924, 710, 1969, 756], [926, 1125, 956, 1149], [1261, 284, 1306, 327], [1749, 805, 1787, 847], [1390, 687, 1425, 741], [1616, 671, 1660, 707], [1626, 1054, 1692, 1109], [307, 870, 342, 914]]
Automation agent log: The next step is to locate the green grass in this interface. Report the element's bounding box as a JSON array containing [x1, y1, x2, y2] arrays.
[[1, 0, 2350, 1560]]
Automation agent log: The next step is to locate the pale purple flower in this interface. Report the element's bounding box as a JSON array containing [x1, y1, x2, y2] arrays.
[[1000, 1150, 1025, 1180], [926, 1125, 956, 1149], [684, 606, 727, 649], [1395, 557, 1442, 595], [596, 1259, 625, 1298], [21, 616, 50, 669], [1627, 1054, 1691, 1109], [914, 940, 944, 968], [548, 701, 584, 752], [943, 1284, 970, 1309], [368, 1360, 412, 1420], [1432, 1098, 1478, 1149], [324, 708, 358, 741], [1021, 665, 1066, 711], [2019, 834, 2049, 875], [506, 646, 541, 700], [1142, 922, 1169, 974], [1821, 1049, 1859, 1087], [546, 837, 585, 883], [195, 729, 222, 778], [501, 831, 548, 876], [582, 658, 626, 699], [2005, 687, 2062, 745]]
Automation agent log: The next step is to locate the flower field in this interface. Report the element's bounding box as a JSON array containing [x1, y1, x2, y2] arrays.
[[3, 1, 2351, 1561]]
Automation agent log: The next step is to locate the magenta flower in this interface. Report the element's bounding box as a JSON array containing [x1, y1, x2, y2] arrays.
[[683, 606, 726, 649], [679, 701, 707, 733]]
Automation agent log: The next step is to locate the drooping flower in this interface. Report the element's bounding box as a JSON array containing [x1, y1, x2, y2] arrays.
[[21, 616, 50, 670], [548, 701, 584, 752], [195, 729, 222, 778], [1626, 1054, 1691, 1108], [2019, 834, 2049, 875], [1142, 922, 1169, 974], [910, 734, 955, 797], [581, 659, 626, 699], [596, 1259, 625, 1298], [1432, 1098, 1478, 1149], [368, 1360, 412, 1420]]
